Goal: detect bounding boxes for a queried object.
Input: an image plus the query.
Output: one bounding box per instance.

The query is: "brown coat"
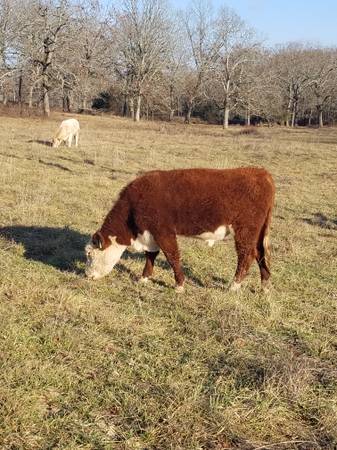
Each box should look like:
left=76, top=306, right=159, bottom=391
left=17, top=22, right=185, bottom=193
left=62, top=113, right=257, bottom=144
left=92, top=167, right=275, bottom=291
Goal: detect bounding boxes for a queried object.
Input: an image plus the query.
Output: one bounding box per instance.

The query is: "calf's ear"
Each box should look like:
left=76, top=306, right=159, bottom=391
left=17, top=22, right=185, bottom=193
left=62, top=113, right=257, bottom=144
left=92, top=231, right=104, bottom=249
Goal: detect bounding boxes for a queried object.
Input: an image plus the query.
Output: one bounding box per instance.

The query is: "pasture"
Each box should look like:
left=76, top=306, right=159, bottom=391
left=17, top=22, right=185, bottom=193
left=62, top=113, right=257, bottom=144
left=0, top=113, right=336, bottom=449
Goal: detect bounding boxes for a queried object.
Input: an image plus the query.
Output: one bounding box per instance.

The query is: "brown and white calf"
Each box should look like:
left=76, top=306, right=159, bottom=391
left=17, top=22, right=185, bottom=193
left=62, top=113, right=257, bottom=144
left=85, top=168, right=275, bottom=292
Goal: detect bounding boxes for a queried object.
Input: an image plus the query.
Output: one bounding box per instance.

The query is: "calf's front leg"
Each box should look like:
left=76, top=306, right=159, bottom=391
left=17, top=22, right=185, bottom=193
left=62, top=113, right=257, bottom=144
left=67, top=134, right=73, bottom=147
left=140, top=250, right=159, bottom=283
left=155, top=234, right=185, bottom=292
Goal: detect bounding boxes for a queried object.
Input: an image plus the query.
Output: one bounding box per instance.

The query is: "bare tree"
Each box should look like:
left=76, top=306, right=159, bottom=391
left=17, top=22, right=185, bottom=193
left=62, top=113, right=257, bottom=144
left=66, top=0, right=111, bottom=111
left=113, top=0, right=170, bottom=121
left=180, top=0, right=224, bottom=123
left=271, top=44, right=315, bottom=127
left=21, top=0, right=70, bottom=116
left=158, top=17, right=186, bottom=120
left=249, top=51, right=284, bottom=125
left=210, top=7, right=259, bottom=129
left=307, top=48, right=337, bottom=127
left=0, top=0, right=23, bottom=104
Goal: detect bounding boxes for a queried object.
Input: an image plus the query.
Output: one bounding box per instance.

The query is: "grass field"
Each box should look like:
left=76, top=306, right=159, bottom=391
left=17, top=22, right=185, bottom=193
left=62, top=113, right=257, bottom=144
left=0, top=112, right=336, bottom=450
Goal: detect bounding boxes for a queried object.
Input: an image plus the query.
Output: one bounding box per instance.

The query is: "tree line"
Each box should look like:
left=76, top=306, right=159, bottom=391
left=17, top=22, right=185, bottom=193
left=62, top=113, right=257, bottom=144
left=1, top=0, right=337, bottom=127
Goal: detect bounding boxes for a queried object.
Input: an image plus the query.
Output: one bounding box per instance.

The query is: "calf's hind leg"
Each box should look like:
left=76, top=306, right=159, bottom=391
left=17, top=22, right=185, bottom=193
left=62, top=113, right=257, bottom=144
left=140, top=251, right=159, bottom=283
left=230, top=232, right=257, bottom=291
left=256, top=243, right=271, bottom=291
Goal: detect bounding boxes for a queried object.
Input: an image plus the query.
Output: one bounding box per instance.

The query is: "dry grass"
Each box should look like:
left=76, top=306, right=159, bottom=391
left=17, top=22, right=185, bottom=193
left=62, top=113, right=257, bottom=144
left=235, top=126, right=262, bottom=137
left=0, top=113, right=336, bottom=450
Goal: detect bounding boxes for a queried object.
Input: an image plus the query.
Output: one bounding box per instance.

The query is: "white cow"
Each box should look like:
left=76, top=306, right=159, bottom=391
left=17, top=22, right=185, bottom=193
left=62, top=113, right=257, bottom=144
left=52, top=118, right=80, bottom=148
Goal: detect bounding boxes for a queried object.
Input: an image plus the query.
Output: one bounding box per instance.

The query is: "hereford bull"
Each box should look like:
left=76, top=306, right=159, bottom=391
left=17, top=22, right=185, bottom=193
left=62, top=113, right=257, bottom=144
left=85, top=167, right=275, bottom=292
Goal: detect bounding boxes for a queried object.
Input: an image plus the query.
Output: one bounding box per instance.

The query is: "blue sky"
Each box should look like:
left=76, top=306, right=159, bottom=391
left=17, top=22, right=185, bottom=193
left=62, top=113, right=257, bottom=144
left=170, top=0, right=337, bottom=47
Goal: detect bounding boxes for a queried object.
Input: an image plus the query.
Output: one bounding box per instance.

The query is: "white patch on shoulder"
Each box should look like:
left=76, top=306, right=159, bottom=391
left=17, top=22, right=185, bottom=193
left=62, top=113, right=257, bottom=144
left=198, top=225, right=233, bottom=247
left=131, top=231, right=159, bottom=252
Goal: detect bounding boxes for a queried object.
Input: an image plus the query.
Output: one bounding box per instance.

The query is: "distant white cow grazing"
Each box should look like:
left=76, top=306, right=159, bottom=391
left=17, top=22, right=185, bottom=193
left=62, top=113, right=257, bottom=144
left=52, top=119, right=80, bottom=148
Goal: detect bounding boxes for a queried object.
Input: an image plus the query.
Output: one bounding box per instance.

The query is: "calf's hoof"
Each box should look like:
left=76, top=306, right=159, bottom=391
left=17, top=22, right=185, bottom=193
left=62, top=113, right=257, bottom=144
left=139, top=277, right=149, bottom=284
left=228, top=281, right=241, bottom=292
left=261, top=280, right=272, bottom=293
left=175, top=285, right=185, bottom=294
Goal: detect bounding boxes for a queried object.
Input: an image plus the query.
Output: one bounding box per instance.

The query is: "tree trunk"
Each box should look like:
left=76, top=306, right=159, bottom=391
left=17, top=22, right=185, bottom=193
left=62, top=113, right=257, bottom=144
left=43, top=84, right=50, bottom=117
left=63, top=94, right=71, bottom=112
left=185, top=103, right=192, bottom=123
left=223, top=100, right=229, bottom=129
left=122, top=96, right=127, bottom=116
left=245, top=107, right=250, bottom=126
left=135, top=94, right=141, bottom=122
left=308, top=109, right=313, bottom=126
left=285, top=98, right=292, bottom=127
left=18, top=72, right=23, bottom=105
left=3, top=91, right=7, bottom=105
left=129, top=97, right=135, bottom=120
left=291, top=101, right=297, bottom=127
left=291, top=111, right=295, bottom=127
left=169, top=85, right=174, bottom=121
left=28, top=84, right=34, bottom=108
left=318, top=107, right=323, bottom=128
left=82, top=97, right=87, bottom=110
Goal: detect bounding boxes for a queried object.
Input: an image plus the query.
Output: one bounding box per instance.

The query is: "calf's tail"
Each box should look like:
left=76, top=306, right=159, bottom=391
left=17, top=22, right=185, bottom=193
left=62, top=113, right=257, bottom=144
left=262, top=206, right=272, bottom=273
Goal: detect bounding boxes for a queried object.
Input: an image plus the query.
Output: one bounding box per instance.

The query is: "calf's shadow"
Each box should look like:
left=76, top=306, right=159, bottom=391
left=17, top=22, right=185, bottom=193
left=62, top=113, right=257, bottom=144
left=0, top=226, right=205, bottom=286
left=27, top=139, right=52, bottom=147
left=0, top=226, right=89, bottom=273
left=302, top=212, right=337, bottom=230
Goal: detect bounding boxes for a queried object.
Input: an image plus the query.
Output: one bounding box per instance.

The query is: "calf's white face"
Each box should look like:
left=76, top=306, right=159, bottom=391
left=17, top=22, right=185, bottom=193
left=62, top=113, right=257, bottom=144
left=52, top=138, right=60, bottom=148
left=85, top=236, right=126, bottom=280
